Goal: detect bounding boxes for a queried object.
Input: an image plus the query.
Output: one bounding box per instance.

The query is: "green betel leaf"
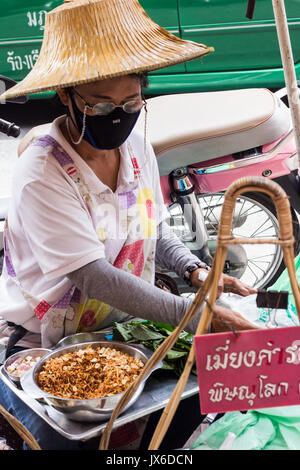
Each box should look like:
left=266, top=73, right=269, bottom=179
left=112, top=320, right=196, bottom=376
left=112, top=322, right=134, bottom=342
left=178, top=331, right=193, bottom=343
left=130, top=323, right=166, bottom=341
left=161, top=361, right=175, bottom=370
left=166, top=349, right=188, bottom=360
left=147, top=321, right=174, bottom=332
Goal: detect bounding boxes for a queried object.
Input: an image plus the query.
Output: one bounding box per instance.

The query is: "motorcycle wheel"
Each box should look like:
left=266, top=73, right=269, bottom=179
left=164, top=191, right=300, bottom=293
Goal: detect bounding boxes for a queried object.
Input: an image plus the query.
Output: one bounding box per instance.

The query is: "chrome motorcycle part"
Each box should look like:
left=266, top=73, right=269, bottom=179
left=176, top=192, right=211, bottom=263
left=170, top=167, right=194, bottom=196
left=170, top=168, right=211, bottom=264
left=207, top=240, right=248, bottom=279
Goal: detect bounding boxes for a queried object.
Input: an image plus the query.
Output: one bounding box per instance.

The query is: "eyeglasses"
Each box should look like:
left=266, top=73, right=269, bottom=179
left=72, top=89, right=145, bottom=116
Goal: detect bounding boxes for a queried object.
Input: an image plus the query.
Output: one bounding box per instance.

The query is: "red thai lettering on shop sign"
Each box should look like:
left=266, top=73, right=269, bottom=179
left=194, top=326, right=300, bottom=414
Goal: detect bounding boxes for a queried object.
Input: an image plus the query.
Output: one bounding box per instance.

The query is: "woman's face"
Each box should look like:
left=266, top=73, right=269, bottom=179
left=65, top=75, right=143, bottom=117
left=58, top=74, right=144, bottom=150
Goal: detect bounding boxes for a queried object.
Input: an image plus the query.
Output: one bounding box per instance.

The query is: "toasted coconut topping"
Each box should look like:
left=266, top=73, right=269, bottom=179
left=38, top=346, right=144, bottom=399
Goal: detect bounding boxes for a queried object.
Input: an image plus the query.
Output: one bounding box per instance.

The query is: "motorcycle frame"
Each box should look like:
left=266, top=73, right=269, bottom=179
left=163, top=123, right=300, bottom=267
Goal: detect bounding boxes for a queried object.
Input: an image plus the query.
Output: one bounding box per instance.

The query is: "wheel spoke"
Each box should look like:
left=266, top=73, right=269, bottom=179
left=247, top=254, right=277, bottom=262
left=245, top=261, right=260, bottom=284
left=248, top=218, right=276, bottom=238
left=235, top=198, right=247, bottom=222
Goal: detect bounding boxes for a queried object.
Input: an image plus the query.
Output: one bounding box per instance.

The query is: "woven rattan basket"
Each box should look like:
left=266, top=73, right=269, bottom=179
left=1, top=176, right=300, bottom=450
left=99, top=176, right=300, bottom=450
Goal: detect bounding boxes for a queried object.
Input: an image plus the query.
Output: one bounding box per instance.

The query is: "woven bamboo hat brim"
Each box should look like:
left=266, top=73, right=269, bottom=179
left=0, top=0, right=214, bottom=100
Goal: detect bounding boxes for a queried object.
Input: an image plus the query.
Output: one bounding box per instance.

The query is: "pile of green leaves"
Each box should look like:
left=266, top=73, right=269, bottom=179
left=112, top=320, right=196, bottom=377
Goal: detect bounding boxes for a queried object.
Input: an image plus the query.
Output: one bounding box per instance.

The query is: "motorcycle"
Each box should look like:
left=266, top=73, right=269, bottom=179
left=135, top=86, right=300, bottom=293
left=0, top=76, right=300, bottom=292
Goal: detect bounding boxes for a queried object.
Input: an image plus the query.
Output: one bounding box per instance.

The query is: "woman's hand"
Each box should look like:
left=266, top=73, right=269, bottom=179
left=189, top=269, right=259, bottom=333
left=211, top=305, right=260, bottom=332
left=222, top=274, right=257, bottom=296
left=190, top=268, right=224, bottom=298
left=190, top=269, right=257, bottom=298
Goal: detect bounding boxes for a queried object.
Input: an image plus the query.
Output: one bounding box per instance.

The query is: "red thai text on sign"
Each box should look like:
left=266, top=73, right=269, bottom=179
left=194, top=326, right=300, bottom=413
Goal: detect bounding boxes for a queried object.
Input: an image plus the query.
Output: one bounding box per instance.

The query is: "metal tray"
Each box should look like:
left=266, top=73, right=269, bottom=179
left=21, top=341, right=163, bottom=422
left=0, top=364, right=199, bottom=441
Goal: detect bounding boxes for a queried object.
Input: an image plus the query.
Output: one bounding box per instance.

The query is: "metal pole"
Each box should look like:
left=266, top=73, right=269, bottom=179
left=272, top=0, right=300, bottom=168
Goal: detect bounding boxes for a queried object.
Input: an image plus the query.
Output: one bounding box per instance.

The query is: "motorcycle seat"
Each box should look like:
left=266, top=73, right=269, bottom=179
left=135, top=88, right=291, bottom=176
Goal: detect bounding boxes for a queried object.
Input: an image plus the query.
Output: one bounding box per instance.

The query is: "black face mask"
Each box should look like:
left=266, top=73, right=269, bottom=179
left=68, top=93, right=141, bottom=150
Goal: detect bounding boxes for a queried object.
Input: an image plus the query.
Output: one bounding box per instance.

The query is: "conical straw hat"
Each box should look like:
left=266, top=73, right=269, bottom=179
left=0, top=0, right=214, bottom=100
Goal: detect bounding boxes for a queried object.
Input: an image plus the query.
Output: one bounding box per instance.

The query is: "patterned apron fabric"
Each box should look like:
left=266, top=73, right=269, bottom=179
left=3, top=135, right=157, bottom=348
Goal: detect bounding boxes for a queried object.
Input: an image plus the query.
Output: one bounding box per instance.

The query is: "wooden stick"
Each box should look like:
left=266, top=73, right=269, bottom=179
left=99, top=177, right=300, bottom=450
left=98, top=281, right=210, bottom=449
left=272, top=0, right=300, bottom=167
left=148, top=177, right=300, bottom=450
left=148, top=251, right=227, bottom=449
left=0, top=404, right=41, bottom=450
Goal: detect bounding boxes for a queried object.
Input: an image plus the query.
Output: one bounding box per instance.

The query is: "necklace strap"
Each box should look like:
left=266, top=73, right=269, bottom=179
left=66, top=107, right=87, bottom=145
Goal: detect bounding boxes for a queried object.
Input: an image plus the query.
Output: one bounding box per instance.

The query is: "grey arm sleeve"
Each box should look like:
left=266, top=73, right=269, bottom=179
left=67, top=258, right=203, bottom=334
left=155, top=220, right=203, bottom=279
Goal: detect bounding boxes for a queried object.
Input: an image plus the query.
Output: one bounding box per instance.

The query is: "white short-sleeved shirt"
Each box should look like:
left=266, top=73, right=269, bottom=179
left=0, top=116, right=167, bottom=347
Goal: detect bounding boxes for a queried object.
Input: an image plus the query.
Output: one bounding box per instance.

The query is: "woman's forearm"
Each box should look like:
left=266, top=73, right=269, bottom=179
left=155, top=220, right=204, bottom=279
left=67, top=258, right=203, bottom=333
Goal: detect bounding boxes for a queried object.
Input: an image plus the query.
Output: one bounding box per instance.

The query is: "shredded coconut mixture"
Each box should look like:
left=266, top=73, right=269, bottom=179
left=37, top=346, right=144, bottom=399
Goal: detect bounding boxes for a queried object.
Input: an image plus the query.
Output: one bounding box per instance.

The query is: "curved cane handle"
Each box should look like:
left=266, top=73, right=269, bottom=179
left=219, top=177, right=294, bottom=244
left=101, top=177, right=300, bottom=451
left=206, top=176, right=300, bottom=322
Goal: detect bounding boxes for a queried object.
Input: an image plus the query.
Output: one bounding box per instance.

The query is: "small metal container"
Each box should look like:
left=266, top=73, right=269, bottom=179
left=3, top=348, right=51, bottom=386
left=21, top=340, right=161, bottom=422
left=54, top=331, right=113, bottom=349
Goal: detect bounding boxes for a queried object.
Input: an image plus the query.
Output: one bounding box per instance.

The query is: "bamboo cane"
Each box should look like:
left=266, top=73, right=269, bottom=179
left=99, top=177, right=300, bottom=450
left=272, top=0, right=300, bottom=167
left=147, top=261, right=225, bottom=449
left=98, top=277, right=211, bottom=449
left=146, top=176, right=300, bottom=450
left=74, top=0, right=300, bottom=450
left=0, top=404, right=41, bottom=450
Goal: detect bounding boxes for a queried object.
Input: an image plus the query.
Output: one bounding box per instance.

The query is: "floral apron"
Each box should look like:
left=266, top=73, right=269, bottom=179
left=3, top=135, right=157, bottom=348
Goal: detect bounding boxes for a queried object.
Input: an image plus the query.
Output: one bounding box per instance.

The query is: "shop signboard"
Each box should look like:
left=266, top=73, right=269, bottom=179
left=194, top=326, right=300, bottom=413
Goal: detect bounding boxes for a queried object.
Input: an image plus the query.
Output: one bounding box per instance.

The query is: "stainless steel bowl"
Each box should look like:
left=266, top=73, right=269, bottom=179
left=21, top=340, right=162, bottom=422
left=54, top=331, right=113, bottom=349
left=3, top=348, right=51, bottom=386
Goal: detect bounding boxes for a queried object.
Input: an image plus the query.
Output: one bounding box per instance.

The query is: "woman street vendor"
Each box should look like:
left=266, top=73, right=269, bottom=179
left=0, top=0, right=258, bottom=450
